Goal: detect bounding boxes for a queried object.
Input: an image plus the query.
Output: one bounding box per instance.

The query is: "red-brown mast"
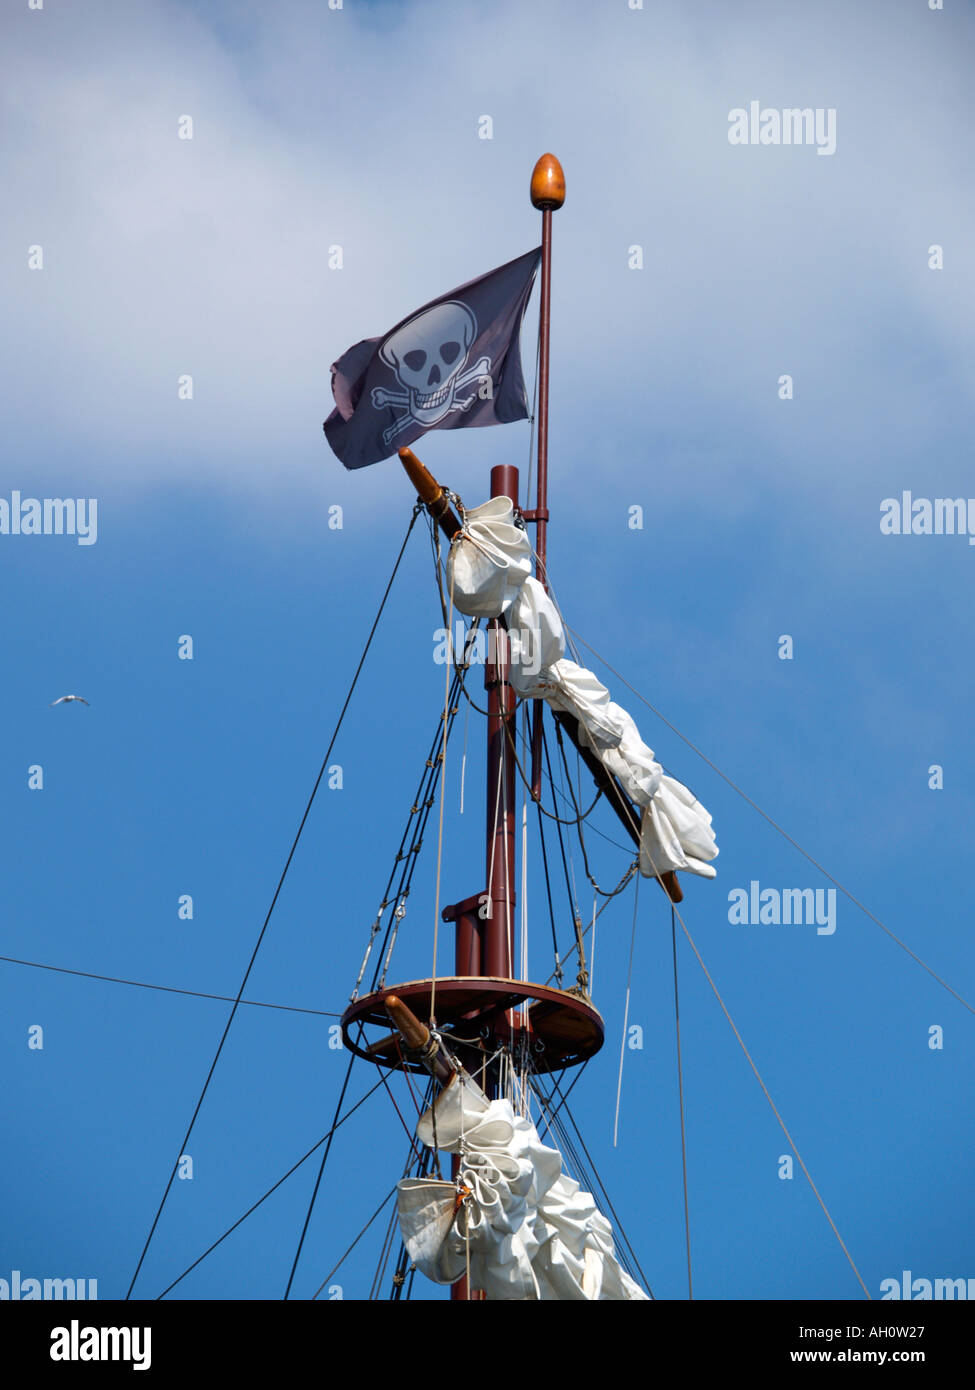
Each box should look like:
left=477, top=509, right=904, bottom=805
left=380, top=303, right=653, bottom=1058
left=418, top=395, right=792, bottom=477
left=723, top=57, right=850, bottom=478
left=484, top=462, right=520, bottom=983
left=451, top=461, right=519, bottom=1302
left=343, top=159, right=610, bottom=1303
left=528, top=154, right=565, bottom=799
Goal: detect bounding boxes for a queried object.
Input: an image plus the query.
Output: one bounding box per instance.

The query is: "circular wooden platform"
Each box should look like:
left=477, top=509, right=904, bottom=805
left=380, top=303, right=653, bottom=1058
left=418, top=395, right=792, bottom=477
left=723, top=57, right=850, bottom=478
left=341, top=976, right=604, bottom=1075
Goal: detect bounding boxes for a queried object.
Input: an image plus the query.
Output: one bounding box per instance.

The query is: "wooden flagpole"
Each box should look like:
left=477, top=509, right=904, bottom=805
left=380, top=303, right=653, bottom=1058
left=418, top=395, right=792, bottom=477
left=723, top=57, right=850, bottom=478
left=528, top=153, right=565, bottom=799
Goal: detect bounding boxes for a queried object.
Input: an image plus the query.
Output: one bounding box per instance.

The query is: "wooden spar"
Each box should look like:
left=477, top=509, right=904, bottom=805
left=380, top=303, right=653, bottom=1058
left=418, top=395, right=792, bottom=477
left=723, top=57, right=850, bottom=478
left=383, top=995, right=456, bottom=1084
left=529, top=154, right=564, bottom=801
left=399, top=447, right=462, bottom=539
left=552, top=710, right=683, bottom=904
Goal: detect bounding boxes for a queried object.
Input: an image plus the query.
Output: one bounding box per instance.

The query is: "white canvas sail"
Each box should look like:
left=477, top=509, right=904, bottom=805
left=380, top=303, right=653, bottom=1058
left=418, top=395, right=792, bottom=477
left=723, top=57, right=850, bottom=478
left=445, top=496, right=534, bottom=618
left=447, top=497, right=718, bottom=879
left=396, top=1072, right=649, bottom=1300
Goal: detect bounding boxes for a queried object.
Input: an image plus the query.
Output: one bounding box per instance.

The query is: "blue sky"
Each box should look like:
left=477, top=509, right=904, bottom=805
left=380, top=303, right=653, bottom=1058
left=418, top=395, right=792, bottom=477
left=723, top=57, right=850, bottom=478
left=2, top=0, right=974, bottom=1302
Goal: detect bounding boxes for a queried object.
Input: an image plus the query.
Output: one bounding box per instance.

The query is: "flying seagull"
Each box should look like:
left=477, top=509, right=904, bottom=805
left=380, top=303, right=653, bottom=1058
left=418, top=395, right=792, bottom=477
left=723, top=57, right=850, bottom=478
left=49, top=695, right=90, bottom=707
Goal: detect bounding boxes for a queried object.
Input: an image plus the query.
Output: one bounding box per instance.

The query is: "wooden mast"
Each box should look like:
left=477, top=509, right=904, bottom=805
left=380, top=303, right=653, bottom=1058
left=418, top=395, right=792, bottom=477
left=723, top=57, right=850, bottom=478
left=527, top=154, right=565, bottom=800
left=342, top=158, right=612, bottom=1300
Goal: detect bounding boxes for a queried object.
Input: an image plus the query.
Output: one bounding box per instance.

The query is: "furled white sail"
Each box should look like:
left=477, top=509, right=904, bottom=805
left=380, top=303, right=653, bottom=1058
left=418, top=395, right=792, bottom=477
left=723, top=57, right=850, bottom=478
left=446, top=497, right=718, bottom=879
left=396, top=1072, right=649, bottom=1300
left=446, top=496, right=533, bottom=618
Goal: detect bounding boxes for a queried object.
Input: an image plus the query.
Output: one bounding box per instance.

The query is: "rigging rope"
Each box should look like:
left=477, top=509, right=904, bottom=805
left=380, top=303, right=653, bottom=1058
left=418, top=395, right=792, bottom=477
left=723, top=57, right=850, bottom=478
left=284, top=1012, right=435, bottom=1300
left=460, top=672, right=470, bottom=814
left=525, top=317, right=541, bottom=505
left=388, top=1147, right=434, bottom=1301
left=529, top=1068, right=654, bottom=1298
left=671, top=904, right=693, bottom=1300
left=309, top=1188, right=397, bottom=1302
left=672, top=897, right=871, bottom=1298
left=545, top=861, right=639, bottom=989
left=370, top=1203, right=402, bottom=1301
left=613, top=877, right=639, bottom=1147
left=501, top=637, right=515, bottom=992
left=520, top=706, right=531, bottom=1026
left=503, top=710, right=603, bottom=826
left=536, top=799, right=564, bottom=986
left=533, top=1059, right=589, bottom=1145
left=567, top=624, right=975, bottom=1019
left=599, top=749, right=875, bottom=1302
left=363, top=663, right=469, bottom=996
left=377, top=1053, right=426, bottom=1163
left=542, top=727, right=580, bottom=941
left=155, top=1069, right=387, bottom=1299
left=393, top=1036, right=441, bottom=1177
left=589, top=895, right=598, bottom=992
left=551, top=713, right=644, bottom=898
left=483, top=654, right=507, bottom=972
left=428, top=514, right=503, bottom=720
left=356, top=632, right=478, bottom=1000
left=125, top=506, right=422, bottom=1302
left=0, top=954, right=343, bottom=1019
left=283, top=1047, right=362, bottom=1299
left=371, top=1120, right=435, bottom=1300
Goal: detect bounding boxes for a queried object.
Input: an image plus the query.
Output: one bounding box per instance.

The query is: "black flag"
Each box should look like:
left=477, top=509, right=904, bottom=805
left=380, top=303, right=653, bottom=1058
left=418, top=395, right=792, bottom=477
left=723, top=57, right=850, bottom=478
left=323, top=247, right=541, bottom=470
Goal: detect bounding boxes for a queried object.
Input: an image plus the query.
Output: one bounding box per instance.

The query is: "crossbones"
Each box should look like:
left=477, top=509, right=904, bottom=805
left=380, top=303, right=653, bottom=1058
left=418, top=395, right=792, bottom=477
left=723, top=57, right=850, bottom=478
left=368, top=300, right=493, bottom=446
left=373, top=357, right=491, bottom=444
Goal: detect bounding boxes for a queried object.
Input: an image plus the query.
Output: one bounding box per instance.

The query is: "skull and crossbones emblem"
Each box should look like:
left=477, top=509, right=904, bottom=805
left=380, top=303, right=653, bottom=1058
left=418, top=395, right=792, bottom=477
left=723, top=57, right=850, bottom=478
left=371, top=302, right=491, bottom=445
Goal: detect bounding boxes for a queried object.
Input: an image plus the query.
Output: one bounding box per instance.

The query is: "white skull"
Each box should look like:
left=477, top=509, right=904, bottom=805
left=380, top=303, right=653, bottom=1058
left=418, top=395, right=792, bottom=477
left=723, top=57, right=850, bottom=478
left=380, top=301, right=477, bottom=426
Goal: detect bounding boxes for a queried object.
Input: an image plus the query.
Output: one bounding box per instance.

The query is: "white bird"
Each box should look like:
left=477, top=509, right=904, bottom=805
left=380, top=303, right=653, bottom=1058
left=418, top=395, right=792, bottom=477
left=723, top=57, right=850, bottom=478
left=49, top=695, right=90, bottom=707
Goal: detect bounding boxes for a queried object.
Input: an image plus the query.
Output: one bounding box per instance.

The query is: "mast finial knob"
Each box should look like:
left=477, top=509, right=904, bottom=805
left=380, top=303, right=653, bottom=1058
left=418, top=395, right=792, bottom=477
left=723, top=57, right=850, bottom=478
left=530, top=153, right=565, bottom=210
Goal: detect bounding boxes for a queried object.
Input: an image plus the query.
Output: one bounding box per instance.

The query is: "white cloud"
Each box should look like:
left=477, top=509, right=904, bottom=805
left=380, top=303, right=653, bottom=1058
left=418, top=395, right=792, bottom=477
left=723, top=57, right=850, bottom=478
left=1, top=0, right=972, bottom=525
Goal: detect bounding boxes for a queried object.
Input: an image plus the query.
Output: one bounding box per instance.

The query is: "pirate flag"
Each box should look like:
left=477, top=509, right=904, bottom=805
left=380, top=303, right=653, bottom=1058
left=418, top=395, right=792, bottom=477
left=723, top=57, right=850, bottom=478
left=323, top=247, right=541, bottom=470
